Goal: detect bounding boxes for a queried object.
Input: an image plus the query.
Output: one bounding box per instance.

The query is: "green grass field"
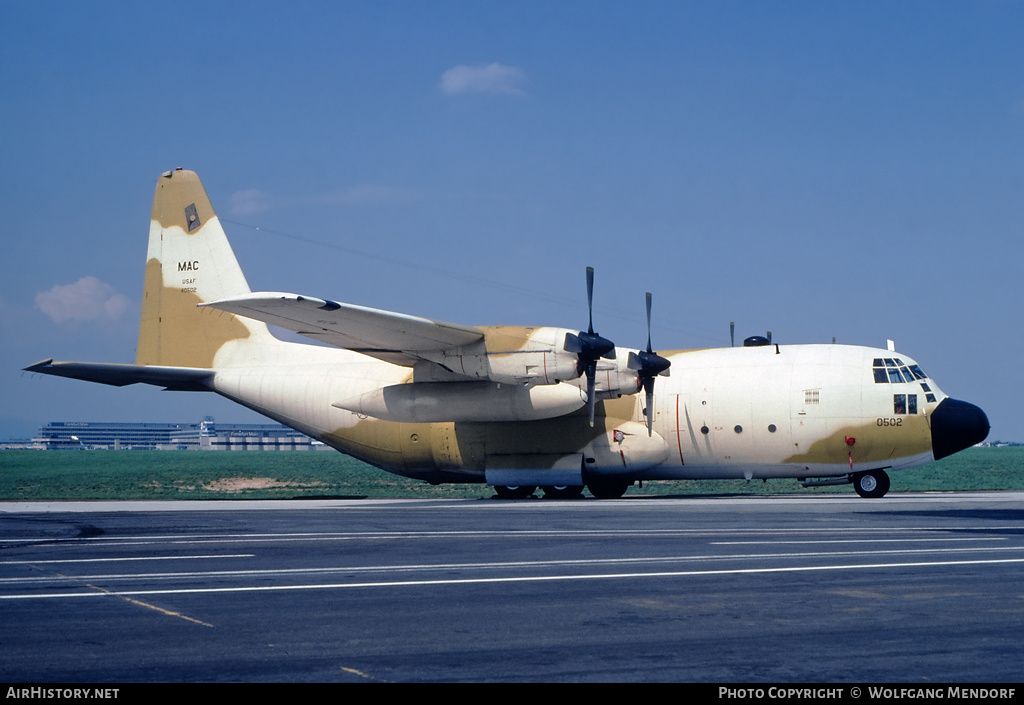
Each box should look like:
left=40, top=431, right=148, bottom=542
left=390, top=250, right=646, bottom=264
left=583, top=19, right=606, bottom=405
left=1, top=446, right=1020, bottom=500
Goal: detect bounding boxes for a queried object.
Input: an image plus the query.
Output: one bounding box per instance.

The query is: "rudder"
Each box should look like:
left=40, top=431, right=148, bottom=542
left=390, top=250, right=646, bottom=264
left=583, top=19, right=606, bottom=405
left=137, top=169, right=275, bottom=368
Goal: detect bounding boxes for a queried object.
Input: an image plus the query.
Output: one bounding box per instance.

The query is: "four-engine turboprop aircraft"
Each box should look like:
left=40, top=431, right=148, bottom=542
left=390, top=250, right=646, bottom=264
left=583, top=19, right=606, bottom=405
left=25, top=169, right=990, bottom=499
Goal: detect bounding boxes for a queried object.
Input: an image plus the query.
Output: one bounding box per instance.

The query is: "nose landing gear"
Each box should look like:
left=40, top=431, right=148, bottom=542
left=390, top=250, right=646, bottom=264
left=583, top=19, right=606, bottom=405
left=852, top=469, right=890, bottom=498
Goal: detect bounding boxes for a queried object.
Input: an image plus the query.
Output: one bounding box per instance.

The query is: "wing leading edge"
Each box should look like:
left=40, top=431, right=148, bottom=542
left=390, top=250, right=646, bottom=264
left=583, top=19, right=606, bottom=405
left=200, top=293, right=484, bottom=367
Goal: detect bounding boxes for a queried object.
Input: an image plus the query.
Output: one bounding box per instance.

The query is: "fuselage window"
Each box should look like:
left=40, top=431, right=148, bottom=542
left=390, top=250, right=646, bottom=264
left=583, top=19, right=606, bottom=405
left=894, top=394, right=907, bottom=414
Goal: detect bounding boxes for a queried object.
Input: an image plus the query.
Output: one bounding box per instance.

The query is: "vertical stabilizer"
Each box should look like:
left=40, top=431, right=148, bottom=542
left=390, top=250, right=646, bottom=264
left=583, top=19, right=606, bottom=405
left=137, top=169, right=275, bottom=368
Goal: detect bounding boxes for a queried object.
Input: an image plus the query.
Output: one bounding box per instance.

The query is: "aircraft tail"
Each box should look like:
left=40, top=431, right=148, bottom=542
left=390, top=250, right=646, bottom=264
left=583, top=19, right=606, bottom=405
left=137, top=169, right=277, bottom=368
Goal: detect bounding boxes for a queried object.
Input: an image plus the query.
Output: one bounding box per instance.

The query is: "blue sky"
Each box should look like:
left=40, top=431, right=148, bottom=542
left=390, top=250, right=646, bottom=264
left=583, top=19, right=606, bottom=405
left=2, top=1, right=1021, bottom=442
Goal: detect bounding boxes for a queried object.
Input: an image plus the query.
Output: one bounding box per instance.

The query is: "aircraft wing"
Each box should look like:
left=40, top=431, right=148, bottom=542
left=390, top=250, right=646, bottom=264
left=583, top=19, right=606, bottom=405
left=200, top=293, right=485, bottom=366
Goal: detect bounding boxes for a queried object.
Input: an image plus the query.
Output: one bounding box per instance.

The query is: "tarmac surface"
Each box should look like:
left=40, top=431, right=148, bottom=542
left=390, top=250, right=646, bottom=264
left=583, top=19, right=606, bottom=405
left=2, top=492, right=1023, bottom=683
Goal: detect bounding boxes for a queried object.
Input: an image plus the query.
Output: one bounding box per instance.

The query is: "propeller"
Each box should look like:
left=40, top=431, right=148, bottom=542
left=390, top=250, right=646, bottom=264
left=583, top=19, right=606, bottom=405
left=563, top=267, right=616, bottom=426
left=628, top=292, right=672, bottom=436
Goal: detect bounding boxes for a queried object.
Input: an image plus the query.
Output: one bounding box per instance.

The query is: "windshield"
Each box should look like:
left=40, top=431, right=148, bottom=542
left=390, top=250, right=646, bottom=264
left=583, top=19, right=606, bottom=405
left=872, top=358, right=927, bottom=384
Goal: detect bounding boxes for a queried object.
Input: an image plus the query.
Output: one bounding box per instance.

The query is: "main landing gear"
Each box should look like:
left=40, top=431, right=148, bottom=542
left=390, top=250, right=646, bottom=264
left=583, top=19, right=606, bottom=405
left=852, top=469, right=891, bottom=498
left=493, top=481, right=632, bottom=500
left=493, top=485, right=537, bottom=500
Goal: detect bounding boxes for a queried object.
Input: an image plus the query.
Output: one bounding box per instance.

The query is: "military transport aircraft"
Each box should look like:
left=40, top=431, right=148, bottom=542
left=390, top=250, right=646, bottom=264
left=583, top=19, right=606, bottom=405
left=25, top=169, right=990, bottom=499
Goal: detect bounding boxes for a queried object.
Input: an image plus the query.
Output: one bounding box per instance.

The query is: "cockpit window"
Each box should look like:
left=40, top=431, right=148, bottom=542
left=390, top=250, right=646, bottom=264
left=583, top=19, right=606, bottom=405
left=873, top=358, right=928, bottom=384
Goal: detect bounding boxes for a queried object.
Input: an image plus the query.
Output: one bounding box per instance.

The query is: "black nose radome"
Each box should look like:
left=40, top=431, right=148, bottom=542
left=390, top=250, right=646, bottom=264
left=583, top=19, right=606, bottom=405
left=931, top=398, right=990, bottom=460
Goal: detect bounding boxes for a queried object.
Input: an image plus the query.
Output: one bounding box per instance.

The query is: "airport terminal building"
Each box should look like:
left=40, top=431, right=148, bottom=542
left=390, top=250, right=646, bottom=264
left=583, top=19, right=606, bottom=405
left=33, top=418, right=322, bottom=451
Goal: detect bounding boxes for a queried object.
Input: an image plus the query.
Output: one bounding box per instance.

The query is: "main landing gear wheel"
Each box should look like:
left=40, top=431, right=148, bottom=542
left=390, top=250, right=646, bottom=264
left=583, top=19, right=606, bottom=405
left=852, top=469, right=890, bottom=498
left=494, top=485, right=536, bottom=499
left=586, top=481, right=631, bottom=499
left=542, top=485, right=585, bottom=500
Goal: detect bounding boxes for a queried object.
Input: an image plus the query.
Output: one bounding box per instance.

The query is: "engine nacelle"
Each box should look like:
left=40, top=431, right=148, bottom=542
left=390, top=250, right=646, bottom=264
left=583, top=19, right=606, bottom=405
left=421, top=326, right=583, bottom=386
left=567, top=352, right=643, bottom=400
left=415, top=326, right=643, bottom=402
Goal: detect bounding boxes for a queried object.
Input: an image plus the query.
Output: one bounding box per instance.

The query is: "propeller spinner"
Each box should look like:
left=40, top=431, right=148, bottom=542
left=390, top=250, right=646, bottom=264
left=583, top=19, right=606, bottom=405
left=564, top=267, right=616, bottom=426
left=627, top=292, right=671, bottom=436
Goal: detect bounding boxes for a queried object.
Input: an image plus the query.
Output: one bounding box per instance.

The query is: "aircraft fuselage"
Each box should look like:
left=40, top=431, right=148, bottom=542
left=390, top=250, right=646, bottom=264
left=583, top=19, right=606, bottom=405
left=26, top=169, right=989, bottom=499
left=208, top=338, right=987, bottom=491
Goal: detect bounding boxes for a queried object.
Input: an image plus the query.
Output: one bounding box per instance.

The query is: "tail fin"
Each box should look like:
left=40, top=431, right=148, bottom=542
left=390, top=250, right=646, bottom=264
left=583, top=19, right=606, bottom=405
left=137, top=169, right=276, bottom=368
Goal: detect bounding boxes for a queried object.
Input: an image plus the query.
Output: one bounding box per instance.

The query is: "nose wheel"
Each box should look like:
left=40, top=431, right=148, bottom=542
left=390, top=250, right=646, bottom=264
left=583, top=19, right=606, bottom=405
left=852, top=469, right=890, bottom=498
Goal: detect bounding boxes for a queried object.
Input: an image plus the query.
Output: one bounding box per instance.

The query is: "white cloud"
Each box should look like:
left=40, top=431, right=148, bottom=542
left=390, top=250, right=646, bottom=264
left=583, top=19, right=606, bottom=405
left=439, top=63, right=528, bottom=96
left=35, top=277, right=131, bottom=324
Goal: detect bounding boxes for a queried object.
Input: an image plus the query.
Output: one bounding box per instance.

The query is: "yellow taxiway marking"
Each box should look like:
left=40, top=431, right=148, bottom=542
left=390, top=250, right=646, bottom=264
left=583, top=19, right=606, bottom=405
left=30, top=567, right=214, bottom=628
left=78, top=579, right=214, bottom=628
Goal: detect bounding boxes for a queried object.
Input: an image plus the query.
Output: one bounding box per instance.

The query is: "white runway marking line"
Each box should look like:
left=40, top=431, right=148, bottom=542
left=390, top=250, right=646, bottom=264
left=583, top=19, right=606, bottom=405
left=712, top=537, right=1006, bottom=545
left=6, top=525, right=1017, bottom=546
left=4, top=557, right=1024, bottom=600
left=4, top=544, right=1024, bottom=586
left=0, top=554, right=254, bottom=565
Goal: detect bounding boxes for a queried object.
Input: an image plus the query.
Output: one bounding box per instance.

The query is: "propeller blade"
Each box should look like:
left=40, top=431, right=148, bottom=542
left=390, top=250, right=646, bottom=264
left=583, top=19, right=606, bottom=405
left=563, top=332, right=583, bottom=354
left=631, top=292, right=671, bottom=436
left=586, top=266, right=595, bottom=335
left=586, top=363, right=597, bottom=427
left=643, top=377, right=655, bottom=436
left=645, top=292, right=653, bottom=353
left=565, top=267, right=617, bottom=426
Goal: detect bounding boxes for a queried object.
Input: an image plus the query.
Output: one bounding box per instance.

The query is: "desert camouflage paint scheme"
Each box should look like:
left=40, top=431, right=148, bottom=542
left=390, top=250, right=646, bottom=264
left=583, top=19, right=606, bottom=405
left=25, top=170, right=989, bottom=498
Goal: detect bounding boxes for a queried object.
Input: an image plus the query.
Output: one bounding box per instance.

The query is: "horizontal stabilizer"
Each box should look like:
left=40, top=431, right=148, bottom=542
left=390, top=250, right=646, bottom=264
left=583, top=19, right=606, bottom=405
left=201, top=292, right=484, bottom=365
left=23, top=359, right=214, bottom=391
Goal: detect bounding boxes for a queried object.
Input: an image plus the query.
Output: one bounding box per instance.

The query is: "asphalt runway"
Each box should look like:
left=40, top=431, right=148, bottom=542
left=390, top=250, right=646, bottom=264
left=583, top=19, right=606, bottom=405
left=2, top=492, right=1023, bottom=683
